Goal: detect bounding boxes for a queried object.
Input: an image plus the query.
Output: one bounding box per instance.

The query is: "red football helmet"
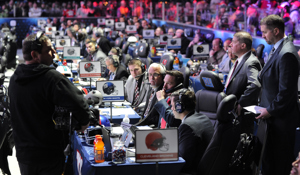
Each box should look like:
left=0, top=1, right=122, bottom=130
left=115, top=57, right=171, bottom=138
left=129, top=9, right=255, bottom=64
left=145, top=132, right=169, bottom=151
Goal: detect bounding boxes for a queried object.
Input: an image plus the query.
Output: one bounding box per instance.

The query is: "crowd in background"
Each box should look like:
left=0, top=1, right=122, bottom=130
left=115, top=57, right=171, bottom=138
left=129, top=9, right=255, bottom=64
left=1, top=0, right=300, bottom=38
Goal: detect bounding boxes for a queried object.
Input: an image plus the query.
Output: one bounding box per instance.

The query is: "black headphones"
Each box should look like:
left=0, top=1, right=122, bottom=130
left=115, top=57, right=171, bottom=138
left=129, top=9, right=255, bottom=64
left=109, top=55, right=119, bottom=67
left=127, top=58, right=146, bottom=75
left=216, top=38, right=223, bottom=48
left=175, top=88, right=188, bottom=113
left=31, top=31, right=45, bottom=53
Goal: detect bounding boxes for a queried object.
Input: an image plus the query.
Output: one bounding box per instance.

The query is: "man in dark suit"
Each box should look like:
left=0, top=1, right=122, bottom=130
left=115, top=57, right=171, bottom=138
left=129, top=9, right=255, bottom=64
left=170, top=89, right=214, bottom=174
left=135, top=63, right=165, bottom=127
left=104, top=55, right=128, bottom=81
left=256, top=14, right=300, bottom=175
left=173, top=29, right=190, bottom=54
left=225, top=31, right=262, bottom=134
left=93, top=27, right=112, bottom=55
left=207, top=38, right=226, bottom=66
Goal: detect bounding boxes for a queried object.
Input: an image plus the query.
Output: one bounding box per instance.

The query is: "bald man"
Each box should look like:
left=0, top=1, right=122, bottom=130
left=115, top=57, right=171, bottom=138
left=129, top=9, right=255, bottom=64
left=173, top=29, right=190, bottom=54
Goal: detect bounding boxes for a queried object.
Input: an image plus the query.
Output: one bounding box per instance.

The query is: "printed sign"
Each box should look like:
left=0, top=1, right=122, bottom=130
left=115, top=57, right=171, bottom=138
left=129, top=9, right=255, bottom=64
left=115, top=22, right=125, bottom=30
left=37, top=19, right=46, bottom=28
left=143, top=29, right=154, bottom=39
left=126, top=25, right=137, bottom=34
left=159, top=34, right=172, bottom=45
left=96, top=80, right=125, bottom=102
left=79, top=61, right=102, bottom=78
left=202, top=77, right=214, bottom=88
left=167, top=38, right=181, bottom=49
left=52, top=31, right=64, bottom=38
left=63, top=46, right=80, bottom=59
left=193, top=44, right=209, bottom=57
left=135, top=128, right=178, bottom=162
left=105, top=19, right=114, bottom=27
left=56, top=39, right=71, bottom=51
left=98, top=18, right=106, bottom=25
left=45, top=26, right=56, bottom=35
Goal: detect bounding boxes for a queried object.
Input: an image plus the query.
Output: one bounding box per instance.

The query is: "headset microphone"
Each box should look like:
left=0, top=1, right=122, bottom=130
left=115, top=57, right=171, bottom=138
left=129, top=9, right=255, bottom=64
left=134, top=71, right=145, bottom=79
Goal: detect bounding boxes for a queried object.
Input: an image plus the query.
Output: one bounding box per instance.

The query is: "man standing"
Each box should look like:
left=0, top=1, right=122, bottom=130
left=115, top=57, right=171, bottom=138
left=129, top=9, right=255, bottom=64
left=155, top=70, right=184, bottom=129
left=170, top=89, right=214, bottom=174
left=125, top=59, right=150, bottom=110
left=257, top=14, right=300, bottom=175
left=207, top=38, right=226, bottom=65
left=225, top=31, right=261, bottom=134
left=9, top=33, right=90, bottom=174
left=135, top=63, right=165, bottom=127
left=93, top=27, right=112, bottom=55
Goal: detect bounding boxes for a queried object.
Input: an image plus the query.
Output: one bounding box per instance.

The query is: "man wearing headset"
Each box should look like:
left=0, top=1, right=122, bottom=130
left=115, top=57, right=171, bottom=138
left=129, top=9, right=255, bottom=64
left=8, top=33, right=90, bottom=174
left=84, top=38, right=107, bottom=77
left=207, top=38, right=226, bottom=65
left=104, top=55, right=128, bottom=81
left=155, top=70, right=184, bottom=128
left=125, top=59, right=150, bottom=112
left=93, top=27, right=111, bottom=55
left=170, top=89, right=214, bottom=174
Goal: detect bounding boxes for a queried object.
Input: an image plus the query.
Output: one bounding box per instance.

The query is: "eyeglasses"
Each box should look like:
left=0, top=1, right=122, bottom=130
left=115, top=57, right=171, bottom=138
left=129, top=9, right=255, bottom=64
left=148, top=73, right=161, bottom=78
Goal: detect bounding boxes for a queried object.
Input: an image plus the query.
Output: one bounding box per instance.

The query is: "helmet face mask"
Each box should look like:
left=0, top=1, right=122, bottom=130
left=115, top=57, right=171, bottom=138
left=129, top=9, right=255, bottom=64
left=145, top=132, right=169, bottom=152
left=84, top=63, right=94, bottom=72
left=102, top=82, right=118, bottom=95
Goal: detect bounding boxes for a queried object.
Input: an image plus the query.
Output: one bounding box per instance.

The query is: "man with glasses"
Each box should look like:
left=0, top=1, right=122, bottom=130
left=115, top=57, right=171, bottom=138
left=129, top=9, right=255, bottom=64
left=135, top=63, right=165, bottom=127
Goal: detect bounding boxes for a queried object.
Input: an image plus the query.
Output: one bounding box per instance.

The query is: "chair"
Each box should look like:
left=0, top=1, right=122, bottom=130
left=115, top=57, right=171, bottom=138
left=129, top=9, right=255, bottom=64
left=121, top=41, right=132, bottom=67
left=197, top=94, right=241, bottom=175
left=179, top=66, right=190, bottom=88
left=137, top=42, right=153, bottom=69
left=256, top=44, right=265, bottom=67
left=195, top=71, right=226, bottom=127
left=114, top=37, right=124, bottom=48
left=160, top=54, right=174, bottom=70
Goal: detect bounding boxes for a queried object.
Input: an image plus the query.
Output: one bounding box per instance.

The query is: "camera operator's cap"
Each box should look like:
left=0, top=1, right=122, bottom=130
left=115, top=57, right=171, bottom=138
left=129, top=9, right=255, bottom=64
left=291, top=1, right=300, bottom=8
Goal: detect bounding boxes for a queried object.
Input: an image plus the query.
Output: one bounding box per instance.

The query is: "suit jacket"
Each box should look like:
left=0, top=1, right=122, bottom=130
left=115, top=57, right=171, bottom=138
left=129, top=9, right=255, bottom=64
left=135, top=83, right=163, bottom=127
left=98, top=36, right=112, bottom=55
left=105, top=64, right=129, bottom=81
left=258, top=38, right=300, bottom=175
left=207, top=49, right=226, bottom=65
left=226, top=51, right=262, bottom=107
left=179, top=111, right=214, bottom=174
left=125, top=73, right=150, bottom=109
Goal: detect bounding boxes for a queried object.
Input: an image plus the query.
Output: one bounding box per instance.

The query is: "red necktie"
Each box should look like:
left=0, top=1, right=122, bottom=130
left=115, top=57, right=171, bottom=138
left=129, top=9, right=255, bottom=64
left=225, top=60, right=238, bottom=88
left=133, top=81, right=140, bottom=106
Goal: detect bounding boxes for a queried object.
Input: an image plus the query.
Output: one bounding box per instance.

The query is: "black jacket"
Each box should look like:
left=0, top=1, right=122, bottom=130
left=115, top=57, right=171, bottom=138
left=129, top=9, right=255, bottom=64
left=8, top=64, right=90, bottom=164
left=98, top=36, right=112, bottom=55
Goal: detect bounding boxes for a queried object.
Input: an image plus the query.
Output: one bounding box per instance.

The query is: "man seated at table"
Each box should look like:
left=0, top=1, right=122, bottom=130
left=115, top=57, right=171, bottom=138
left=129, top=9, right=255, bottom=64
left=207, top=38, right=226, bottom=66
left=135, top=63, right=165, bottom=127
left=170, top=89, right=214, bottom=174
left=171, top=29, right=190, bottom=54
left=125, top=59, right=150, bottom=112
left=218, top=38, right=232, bottom=73
left=101, top=55, right=129, bottom=81
left=155, top=70, right=184, bottom=128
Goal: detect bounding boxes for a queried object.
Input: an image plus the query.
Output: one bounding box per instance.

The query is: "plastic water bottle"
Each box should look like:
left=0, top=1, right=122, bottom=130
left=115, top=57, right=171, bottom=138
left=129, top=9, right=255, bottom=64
left=58, top=59, right=63, bottom=66
left=201, top=60, right=208, bottom=71
left=122, top=114, right=130, bottom=124
left=63, top=59, right=67, bottom=66
left=214, top=65, right=219, bottom=74
left=177, top=51, right=182, bottom=61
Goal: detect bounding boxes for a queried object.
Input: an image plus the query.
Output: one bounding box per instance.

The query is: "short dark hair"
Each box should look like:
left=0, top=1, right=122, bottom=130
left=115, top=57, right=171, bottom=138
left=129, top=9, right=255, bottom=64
left=234, top=31, right=253, bottom=50
left=171, top=90, right=196, bottom=112
left=22, top=33, right=49, bottom=61
left=165, top=70, right=184, bottom=86
left=85, top=38, right=97, bottom=45
left=260, top=14, right=285, bottom=34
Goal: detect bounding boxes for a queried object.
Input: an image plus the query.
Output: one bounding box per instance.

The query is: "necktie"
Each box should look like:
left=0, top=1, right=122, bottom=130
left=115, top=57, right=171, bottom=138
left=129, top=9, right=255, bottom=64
left=225, top=60, right=238, bottom=88
left=109, top=72, right=115, bottom=80
left=144, top=90, right=155, bottom=118
left=133, top=81, right=140, bottom=106
left=267, top=47, right=275, bottom=63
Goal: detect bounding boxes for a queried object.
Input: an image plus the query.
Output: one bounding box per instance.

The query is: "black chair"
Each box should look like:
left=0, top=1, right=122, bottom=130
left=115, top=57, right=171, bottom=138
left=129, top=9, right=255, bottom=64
left=114, top=37, right=124, bottom=48
left=137, top=42, right=152, bottom=69
left=195, top=71, right=226, bottom=127
left=256, top=44, right=265, bottom=67
left=160, top=54, right=174, bottom=70
left=179, top=66, right=190, bottom=88
left=121, top=41, right=132, bottom=67
left=132, top=45, right=139, bottom=59
left=197, top=94, right=241, bottom=175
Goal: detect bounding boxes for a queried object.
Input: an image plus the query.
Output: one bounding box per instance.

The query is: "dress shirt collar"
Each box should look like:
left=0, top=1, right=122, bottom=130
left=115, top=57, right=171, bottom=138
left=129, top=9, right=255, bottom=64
left=236, top=50, right=251, bottom=67
left=273, top=37, right=285, bottom=52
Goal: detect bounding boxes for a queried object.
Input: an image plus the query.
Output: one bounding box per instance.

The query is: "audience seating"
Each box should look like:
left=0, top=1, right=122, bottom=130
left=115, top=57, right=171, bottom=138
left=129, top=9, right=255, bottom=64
left=179, top=66, right=190, bottom=89
left=256, top=44, right=265, bottom=67
left=137, top=42, right=152, bottom=69
left=160, top=54, right=174, bottom=70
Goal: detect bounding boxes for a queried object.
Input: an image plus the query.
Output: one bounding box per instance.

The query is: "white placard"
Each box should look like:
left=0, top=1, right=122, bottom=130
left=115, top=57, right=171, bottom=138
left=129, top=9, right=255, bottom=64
left=96, top=80, right=125, bottom=102
left=79, top=61, right=102, bottom=78
left=10, top=20, right=16, bottom=27
left=98, top=18, right=106, bottom=25
left=45, top=26, right=56, bottom=35
left=244, top=106, right=265, bottom=114
left=143, top=29, right=154, bottom=39
left=56, top=38, right=71, bottom=50
left=105, top=19, right=114, bottom=26
left=56, top=36, right=69, bottom=39
left=52, top=31, right=64, bottom=38
left=193, top=44, right=209, bottom=56
left=159, top=34, right=172, bottom=45
left=126, top=25, right=137, bottom=34
left=167, top=38, right=181, bottom=49
left=63, top=46, right=80, bottom=59
left=115, top=22, right=125, bottom=30
left=37, top=19, right=46, bottom=28
left=135, top=128, right=178, bottom=162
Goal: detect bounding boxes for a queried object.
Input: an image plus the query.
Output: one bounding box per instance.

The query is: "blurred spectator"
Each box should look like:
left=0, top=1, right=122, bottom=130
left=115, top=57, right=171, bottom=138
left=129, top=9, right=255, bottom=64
left=49, top=2, right=61, bottom=17
left=117, top=0, right=129, bottom=18
left=155, top=27, right=163, bottom=37
left=67, top=19, right=72, bottom=28
left=60, top=22, right=68, bottom=35
left=0, top=4, right=8, bottom=18
left=231, top=6, right=245, bottom=31
left=173, top=29, right=190, bottom=54
left=133, top=1, right=144, bottom=19
left=52, top=17, right=60, bottom=29
left=208, top=38, right=226, bottom=65
left=60, top=16, right=65, bottom=24
left=141, top=20, right=149, bottom=29
left=135, top=21, right=143, bottom=38
left=246, top=5, right=260, bottom=35
left=213, top=3, right=230, bottom=29
left=106, top=3, right=116, bottom=18
left=184, top=2, right=194, bottom=24
left=290, top=1, right=300, bottom=24
left=76, top=1, right=88, bottom=17
left=28, top=2, right=42, bottom=17
left=283, top=14, right=294, bottom=36
left=186, top=34, right=205, bottom=58
left=166, top=2, right=177, bottom=21
left=155, top=2, right=162, bottom=19
left=196, top=1, right=211, bottom=26
left=63, top=3, right=76, bottom=17
left=40, top=3, right=49, bottom=17
left=94, top=1, right=105, bottom=17
left=168, top=28, right=175, bottom=36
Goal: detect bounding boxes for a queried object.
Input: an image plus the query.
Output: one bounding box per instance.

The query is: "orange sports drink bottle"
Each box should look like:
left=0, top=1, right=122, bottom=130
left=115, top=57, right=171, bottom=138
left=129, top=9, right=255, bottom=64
left=94, top=135, right=105, bottom=163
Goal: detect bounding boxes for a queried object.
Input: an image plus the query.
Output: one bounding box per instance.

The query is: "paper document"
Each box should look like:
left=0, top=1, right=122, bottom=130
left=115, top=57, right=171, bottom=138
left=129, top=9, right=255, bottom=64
left=243, top=105, right=265, bottom=114
left=100, top=108, right=136, bottom=116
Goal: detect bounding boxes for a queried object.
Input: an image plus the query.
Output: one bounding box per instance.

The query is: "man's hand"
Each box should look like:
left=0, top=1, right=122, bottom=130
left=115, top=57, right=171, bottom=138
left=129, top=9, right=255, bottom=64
left=76, top=122, right=90, bottom=133
left=256, top=108, right=271, bottom=120
left=209, top=50, right=215, bottom=57
left=156, top=90, right=166, bottom=101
